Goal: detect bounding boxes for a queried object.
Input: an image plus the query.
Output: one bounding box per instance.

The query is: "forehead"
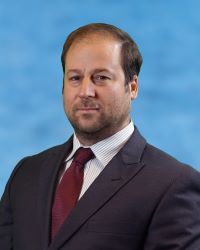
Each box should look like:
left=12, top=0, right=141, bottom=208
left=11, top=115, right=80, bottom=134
left=65, top=35, right=122, bottom=67
left=70, top=32, right=120, bottom=47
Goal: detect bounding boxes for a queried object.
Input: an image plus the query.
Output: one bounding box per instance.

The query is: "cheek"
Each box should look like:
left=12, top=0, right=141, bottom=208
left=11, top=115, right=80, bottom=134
left=63, top=93, right=72, bottom=114
left=105, top=87, right=130, bottom=107
left=63, top=87, right=75, bottom=105
left=113, top=92, right=131, bottom=114
left=101, top=93, right=122, bottom=114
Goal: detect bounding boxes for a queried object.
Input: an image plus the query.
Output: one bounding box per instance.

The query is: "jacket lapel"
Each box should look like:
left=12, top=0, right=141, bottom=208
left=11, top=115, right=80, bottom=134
left=48, top=127, right=147, bottom=250
left=36, top=137, right=73, bottom=250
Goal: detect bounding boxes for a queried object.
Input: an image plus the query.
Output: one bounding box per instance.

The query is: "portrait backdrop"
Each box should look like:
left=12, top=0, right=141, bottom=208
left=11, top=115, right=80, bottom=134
left=0, top=0, right=200, bottom=195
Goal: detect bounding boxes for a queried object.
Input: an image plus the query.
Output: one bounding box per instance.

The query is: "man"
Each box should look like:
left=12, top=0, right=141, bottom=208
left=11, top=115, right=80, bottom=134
left=0, top=23, right=200, bottom=250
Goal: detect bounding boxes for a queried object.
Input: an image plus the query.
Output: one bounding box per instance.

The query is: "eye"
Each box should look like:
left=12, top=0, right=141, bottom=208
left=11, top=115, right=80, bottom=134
left=69, top=75, right=80, bottom=81
left=93, top=75, right=111, bottom=81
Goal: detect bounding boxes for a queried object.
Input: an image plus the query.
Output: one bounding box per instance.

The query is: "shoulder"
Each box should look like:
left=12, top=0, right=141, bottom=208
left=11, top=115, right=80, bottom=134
left=141, top=142, right=200, bottom=186
left=130, top=127, right=199, bottom=176
left=15, top=141, right=68, bottom=168
left=6, top=138, right=73, bottom=189
left=23, top=141, right=68, bottom=162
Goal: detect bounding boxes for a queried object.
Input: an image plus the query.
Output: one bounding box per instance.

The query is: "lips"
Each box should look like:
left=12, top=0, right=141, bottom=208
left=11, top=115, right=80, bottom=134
left=77, top=107, right=99, bottom=110
left=75, top=105, right=100, bottom=115
left=76, top=107, right=99, bottom=113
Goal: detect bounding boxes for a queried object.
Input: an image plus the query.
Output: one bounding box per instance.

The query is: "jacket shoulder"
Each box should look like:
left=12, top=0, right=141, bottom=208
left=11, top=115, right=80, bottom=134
left=143, top=142, right=199, bottom=176
left=5, top=139, right=72, bottom=190
left=26, top=141, right=69, bottom=160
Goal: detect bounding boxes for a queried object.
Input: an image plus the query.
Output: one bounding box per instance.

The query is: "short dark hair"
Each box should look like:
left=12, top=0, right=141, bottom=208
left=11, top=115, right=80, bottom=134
left=61, top=23, right=143, bottom=85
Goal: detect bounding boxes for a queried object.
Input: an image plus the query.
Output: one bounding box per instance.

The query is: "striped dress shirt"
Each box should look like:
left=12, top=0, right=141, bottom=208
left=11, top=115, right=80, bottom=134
left=62, top=121, right=134, bottom=199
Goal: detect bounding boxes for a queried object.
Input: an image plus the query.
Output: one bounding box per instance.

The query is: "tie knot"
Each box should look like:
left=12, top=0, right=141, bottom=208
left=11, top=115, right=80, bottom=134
left=73, top=147, right=94, bottom=166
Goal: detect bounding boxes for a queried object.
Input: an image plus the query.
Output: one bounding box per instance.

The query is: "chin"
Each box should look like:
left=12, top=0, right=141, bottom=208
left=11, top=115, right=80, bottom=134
left=74, top=121, right=105, bottom=134
left=76, top=125, right=101, bottom=134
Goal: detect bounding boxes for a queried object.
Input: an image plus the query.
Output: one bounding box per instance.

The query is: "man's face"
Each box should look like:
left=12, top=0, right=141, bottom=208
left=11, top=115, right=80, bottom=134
left=63, top=35, right=138, bottom=144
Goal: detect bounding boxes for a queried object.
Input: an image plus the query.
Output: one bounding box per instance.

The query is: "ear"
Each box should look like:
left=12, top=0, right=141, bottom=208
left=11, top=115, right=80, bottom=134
left=129, top=75, right=138, bottom=100
left=62, top=77, right=65, bottom=94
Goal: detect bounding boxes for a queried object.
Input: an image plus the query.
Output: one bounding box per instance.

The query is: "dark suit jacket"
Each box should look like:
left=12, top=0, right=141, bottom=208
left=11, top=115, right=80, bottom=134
left=1, top=128, right=200, bottom=250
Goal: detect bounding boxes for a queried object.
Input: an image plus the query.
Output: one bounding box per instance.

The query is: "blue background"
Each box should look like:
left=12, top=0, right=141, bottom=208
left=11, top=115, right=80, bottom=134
left=0, top=0, right=200, bottom=196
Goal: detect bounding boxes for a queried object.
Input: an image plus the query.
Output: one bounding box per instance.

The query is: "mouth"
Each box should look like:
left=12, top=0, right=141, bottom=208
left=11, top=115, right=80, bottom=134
left=74, top=100, right=100, bottom=114
left=77, top=107, right=99, bottom=113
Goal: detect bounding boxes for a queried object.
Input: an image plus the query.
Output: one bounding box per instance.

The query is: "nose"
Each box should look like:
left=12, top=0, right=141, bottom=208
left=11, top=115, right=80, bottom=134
left=79, top=78, right=95, bottom=98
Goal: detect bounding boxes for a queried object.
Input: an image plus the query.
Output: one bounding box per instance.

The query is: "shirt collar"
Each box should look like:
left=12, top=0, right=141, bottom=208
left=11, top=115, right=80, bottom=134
left=66, top=121, right=134, bottom=167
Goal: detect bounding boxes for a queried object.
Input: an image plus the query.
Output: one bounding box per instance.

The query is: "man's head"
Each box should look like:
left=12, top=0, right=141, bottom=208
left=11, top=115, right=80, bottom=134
left=61, top=23, right=142, bottom=87
left=62, top=23, right=143, bottom=145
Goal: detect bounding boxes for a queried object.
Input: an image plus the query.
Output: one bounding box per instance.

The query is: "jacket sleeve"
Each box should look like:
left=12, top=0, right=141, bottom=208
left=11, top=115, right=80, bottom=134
left=0, top=158, right=27, bottom=250
left=143, top=167, right=200, bottom=250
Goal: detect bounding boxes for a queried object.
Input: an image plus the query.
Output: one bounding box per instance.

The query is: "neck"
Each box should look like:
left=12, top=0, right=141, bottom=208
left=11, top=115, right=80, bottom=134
left=75, top=120, right=131, bottom=146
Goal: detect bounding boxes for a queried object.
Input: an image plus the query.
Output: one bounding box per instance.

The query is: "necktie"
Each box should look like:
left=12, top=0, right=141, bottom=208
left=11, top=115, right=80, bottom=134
left=51, top=147, right=94, bottom=240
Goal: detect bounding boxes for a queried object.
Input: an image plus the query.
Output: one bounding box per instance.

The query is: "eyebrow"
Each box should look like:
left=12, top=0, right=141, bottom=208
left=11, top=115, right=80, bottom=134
left=66, top=68, right=113, bottom=75
left=66, top=69, right=82, bottom=75
left=92, top=68, right=113, bottom=74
